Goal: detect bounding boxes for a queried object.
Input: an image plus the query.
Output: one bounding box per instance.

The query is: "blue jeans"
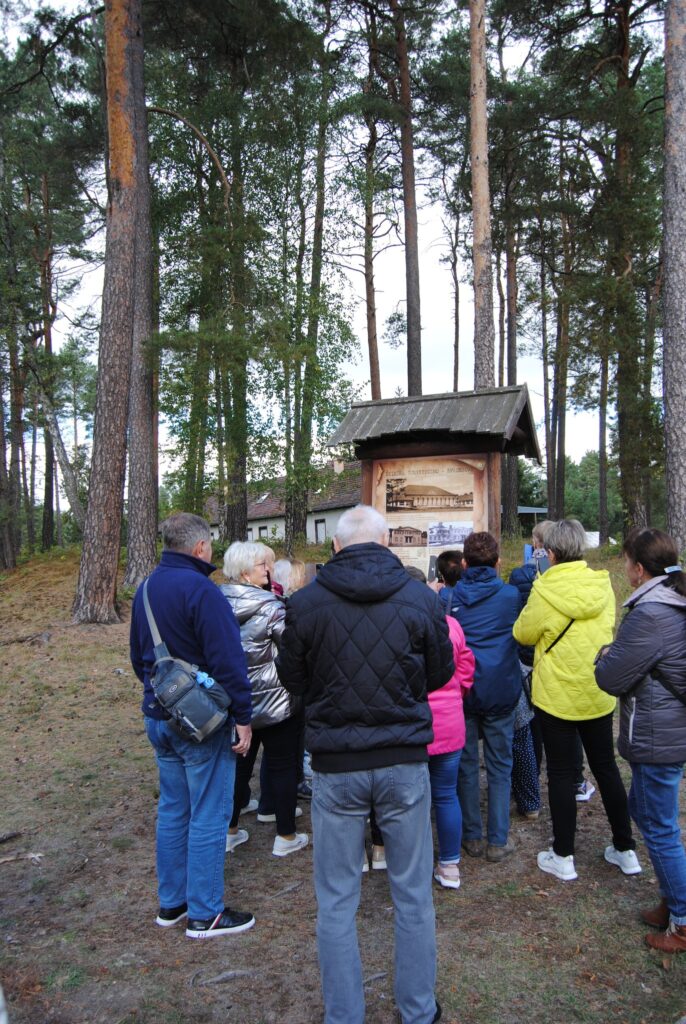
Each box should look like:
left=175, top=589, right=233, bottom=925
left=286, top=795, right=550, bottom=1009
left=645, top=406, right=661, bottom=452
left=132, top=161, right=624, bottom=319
left=629, top=762, right=686, bottom=925
left=458, top=709, right=515, bottom=847
left=312, top=763, right=437, bottom=1024
left=429, top=750, right=462, bottom=863
left=145, top=717, right=235, bottom=920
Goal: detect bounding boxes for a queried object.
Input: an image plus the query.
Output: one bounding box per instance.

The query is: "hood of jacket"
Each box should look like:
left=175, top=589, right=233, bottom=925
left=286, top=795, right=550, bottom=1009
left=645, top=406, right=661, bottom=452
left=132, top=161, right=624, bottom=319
left=219, top=582, right=282, bottom=624
left=453, top=565, right=503, bottom=607
left=315, top=543, right=410, bottom=602
left=625, top=574, right=686, bottom=611
left=533, top=560, right=611, bottom=620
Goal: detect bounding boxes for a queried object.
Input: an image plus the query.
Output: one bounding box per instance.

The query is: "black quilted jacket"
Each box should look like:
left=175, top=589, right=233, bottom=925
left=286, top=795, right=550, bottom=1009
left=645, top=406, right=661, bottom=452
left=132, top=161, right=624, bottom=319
left=276, top=543, right=454, bottom=772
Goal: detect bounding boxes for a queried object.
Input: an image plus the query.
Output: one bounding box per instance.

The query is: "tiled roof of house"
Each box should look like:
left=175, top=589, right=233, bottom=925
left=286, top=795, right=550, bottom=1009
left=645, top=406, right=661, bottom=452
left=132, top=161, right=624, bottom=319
left=205, top=462, right=361, bottom=525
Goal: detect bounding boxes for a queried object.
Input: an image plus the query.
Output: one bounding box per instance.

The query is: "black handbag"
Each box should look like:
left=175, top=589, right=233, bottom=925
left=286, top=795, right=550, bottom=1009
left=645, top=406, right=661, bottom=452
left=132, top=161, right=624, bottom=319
left=142, top=581, right=231, bottom=742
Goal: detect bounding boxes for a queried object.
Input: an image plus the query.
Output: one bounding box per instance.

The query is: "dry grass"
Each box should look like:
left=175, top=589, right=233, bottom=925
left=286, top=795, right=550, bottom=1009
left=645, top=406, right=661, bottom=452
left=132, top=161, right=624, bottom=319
left=0, top=546, right=684, bottom=1024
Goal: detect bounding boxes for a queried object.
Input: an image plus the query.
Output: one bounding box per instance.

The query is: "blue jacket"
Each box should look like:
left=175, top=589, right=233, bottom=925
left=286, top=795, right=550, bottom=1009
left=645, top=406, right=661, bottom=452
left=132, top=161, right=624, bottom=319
left=130, top=550, right=252, bottom=724
left=450, top=566, right=522, bottom=716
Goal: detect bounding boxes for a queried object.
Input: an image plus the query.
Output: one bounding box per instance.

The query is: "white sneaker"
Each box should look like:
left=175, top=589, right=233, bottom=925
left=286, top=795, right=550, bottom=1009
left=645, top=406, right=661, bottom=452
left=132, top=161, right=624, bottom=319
left=241, top=798, right=259, bottom=814
left=604, top=845, right=642, bottom=875
left=272, top=832, right=309, bottom=857
left=434, top=862, right=461, bottom=889
left=257, top=806, right=303, bottom=823
left=575, top=780, right=596, bottom=802
left=362, top=855, right=369, bottom=874
left=226, top=828, right=249, bottom=853
left=537, top=848, right=577, bottom=881
left=371, top=845, right=387, bottom=870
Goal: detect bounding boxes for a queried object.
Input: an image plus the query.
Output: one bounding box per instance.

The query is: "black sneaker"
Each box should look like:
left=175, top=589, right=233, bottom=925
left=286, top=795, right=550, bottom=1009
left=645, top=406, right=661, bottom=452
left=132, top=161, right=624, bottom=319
left=433, top=1001, right=442, bottom=1023
left=297, top=781, right=313, bottom=800
left=155, top=903, right=188, bottom=927
left=186, top=908, right=255, bottom=939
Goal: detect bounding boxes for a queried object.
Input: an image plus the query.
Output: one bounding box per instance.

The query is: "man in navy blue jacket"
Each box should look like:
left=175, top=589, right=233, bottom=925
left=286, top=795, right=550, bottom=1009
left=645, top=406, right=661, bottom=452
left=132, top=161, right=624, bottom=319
left=451, top=531, right=522, bottom=863
left=130, top=513, right=254, bottom=939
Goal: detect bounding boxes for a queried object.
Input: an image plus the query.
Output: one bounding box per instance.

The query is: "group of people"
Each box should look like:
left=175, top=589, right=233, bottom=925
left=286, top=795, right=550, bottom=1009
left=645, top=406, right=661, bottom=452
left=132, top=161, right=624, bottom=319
left=130, top=505, right=686, bottom=1024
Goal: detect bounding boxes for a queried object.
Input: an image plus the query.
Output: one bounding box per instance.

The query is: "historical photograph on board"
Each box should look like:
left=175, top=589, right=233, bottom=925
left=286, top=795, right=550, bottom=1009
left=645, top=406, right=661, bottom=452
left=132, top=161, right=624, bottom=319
left=372, top=455, right=487, bottom=551
left=385, top=477, right=474, bottom=513
left=428, top=521, right=474, bottom=547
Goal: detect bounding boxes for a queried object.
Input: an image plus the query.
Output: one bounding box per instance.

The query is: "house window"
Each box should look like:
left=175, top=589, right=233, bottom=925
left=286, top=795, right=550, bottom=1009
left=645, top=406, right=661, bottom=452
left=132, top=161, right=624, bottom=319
left=259, top=525, right=268, bottom=538
left=315, top=519, right=327, bottom=543
left=247, top=527, right=253, bottom=540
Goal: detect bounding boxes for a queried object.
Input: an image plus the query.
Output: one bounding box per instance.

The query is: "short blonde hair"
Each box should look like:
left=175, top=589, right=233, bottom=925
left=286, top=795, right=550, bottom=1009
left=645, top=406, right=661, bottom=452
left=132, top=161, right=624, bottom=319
left=223, top=541, right=269, bottom=582
left=273, top=557, right=306, bottom=594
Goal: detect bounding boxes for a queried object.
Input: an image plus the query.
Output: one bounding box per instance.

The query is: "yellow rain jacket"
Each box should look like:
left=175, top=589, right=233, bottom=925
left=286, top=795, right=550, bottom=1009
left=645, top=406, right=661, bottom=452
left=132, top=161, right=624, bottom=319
left=513, top=560, right=616, bottom=721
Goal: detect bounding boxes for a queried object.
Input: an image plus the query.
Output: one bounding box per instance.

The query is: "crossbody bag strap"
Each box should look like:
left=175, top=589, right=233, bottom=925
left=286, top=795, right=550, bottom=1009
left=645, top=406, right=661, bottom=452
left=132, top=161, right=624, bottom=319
left=141, top=581, right=164, bottom=651
left=652, top=667, right=686, bottom=709
left=544, top=618, right=575, bottom=655
left=142, top=579, right=198, bottom=671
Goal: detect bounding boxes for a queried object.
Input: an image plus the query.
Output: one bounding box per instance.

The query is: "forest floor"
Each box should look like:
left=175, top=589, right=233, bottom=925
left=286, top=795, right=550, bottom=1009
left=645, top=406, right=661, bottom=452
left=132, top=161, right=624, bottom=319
left=1, top=545, right=685, bottom=1024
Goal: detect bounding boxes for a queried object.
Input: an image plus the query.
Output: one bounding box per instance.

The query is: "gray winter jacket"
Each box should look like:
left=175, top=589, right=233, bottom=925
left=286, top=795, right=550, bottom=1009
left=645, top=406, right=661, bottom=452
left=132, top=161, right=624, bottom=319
left=595, top=576, right=686, bottom=763
left=219, top=583, right=295, bottom=730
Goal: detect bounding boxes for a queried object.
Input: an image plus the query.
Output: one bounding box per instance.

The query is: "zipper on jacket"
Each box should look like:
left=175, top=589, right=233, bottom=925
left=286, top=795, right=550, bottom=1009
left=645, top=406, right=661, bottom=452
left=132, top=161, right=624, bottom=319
left=628, top=696, right=637, bottom=745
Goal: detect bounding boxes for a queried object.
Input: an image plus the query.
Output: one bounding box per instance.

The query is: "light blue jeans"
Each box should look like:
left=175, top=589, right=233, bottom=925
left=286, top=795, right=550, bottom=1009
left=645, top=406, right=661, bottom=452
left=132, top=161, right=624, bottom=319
left=458, top=709, right=516, bottom=847
left=629, top=761, right=686, bottom=925
left=145, top=717, right=235, bottom=920
left=429, top=749, right=463, bottom=863
left=312, top=763, right=437, bottom=1024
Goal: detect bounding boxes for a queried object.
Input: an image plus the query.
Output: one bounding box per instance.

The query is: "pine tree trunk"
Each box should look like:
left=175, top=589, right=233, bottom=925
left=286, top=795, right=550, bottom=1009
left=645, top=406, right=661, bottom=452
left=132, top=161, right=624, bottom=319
left=664, top=0, right=686, bottom=553
left=73, top=0, right=139, bottom=623
left=502, top=212, right=519, bottom=537
left=363, top=112, right=381, bottom=401
left=470, top=0, right=495, bottom=389
left=123, top=9, right=157, bottom=589
left=598, top=349, right=609, bottom=544
left=389, top=0, right=422, bottom=396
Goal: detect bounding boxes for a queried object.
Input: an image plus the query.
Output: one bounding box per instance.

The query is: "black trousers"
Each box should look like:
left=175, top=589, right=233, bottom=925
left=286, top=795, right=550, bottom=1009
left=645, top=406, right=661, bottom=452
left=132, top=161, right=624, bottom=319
left=537, top=708, right=634, bottom=857
left=230, top=712, right=300, bottom=835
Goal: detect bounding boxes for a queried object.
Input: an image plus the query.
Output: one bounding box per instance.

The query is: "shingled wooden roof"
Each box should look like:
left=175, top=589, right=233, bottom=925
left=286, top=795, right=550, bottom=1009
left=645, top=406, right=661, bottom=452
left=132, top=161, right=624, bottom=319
left=327, top=385, right=541, bottom=462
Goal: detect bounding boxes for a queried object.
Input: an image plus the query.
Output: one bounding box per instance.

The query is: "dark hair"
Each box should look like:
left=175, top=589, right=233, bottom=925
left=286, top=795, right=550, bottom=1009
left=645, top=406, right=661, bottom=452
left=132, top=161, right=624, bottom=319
left=463, top=531, right=498, bottom=568
left=405, top=564, right=427, bottom=584
left=436, top=550, right=462, bottom=586
left=622, top=528, right=686, bottom=597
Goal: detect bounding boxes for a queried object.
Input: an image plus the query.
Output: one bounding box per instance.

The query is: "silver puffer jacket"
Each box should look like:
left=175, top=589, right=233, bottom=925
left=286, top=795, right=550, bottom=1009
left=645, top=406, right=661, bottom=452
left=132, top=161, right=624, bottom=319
left=219, top=582, right=295, bottom=729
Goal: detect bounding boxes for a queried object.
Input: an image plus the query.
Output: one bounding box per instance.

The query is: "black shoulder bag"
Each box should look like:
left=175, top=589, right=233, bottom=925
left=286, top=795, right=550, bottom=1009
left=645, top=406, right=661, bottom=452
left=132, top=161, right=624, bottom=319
left=142, top=580, right=231, bottom=742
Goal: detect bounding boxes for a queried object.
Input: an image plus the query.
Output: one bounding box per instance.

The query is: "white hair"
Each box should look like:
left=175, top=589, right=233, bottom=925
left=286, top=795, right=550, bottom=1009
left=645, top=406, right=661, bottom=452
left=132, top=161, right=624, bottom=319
left=223, top=541, right=269, bottom=581
left=335, top=504, right=388, bottom=549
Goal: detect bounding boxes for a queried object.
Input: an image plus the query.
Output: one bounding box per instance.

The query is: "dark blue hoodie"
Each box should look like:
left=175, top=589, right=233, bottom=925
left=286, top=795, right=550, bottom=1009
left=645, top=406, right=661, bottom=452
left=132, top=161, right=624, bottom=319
left=130, top=550, right=252, bottom=724
left=450, top=566, right=522, bottom=716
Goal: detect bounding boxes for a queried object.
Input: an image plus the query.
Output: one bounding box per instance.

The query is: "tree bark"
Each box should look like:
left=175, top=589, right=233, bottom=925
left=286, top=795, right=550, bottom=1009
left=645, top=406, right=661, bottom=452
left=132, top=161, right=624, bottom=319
left=32, top=379, right=86, bottom=533
left=123, top=8, right=157, bottom=589
left=470, top=0, right=495, bottom=389
left=389, top=0, right=422, bottom=396
left=73, top=0, right=139, bottom=623
left=664, top=0, right=686, bottom=553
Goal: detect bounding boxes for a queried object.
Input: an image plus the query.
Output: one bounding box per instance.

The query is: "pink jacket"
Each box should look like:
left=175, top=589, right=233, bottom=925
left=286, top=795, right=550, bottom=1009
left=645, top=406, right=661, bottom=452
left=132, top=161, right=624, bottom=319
left=427, top=616, right=475, bottom=756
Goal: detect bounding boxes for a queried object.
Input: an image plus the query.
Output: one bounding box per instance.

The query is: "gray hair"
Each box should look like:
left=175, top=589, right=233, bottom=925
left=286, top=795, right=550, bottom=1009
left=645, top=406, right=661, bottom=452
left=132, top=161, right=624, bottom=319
left=532, top=520, right=554, bottom=547
left=405, top=564, right=427, bottom=584
left=335, top=504, right=388, bottom=549
left=223, top=541, right=269, bottom=581
left=545, top=519, right=586, bottom=563
left=161, top=513, right=210, bottom=552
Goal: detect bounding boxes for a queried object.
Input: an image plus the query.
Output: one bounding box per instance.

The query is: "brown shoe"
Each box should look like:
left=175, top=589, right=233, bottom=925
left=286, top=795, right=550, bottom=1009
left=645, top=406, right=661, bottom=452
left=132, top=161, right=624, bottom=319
left=461, top=839, right=485, bottom=858
left=641, top=898, right=670, bottom=930
left=645, top=922, right=686, bottom=953
left=486, top=838, right=515, bottom=863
